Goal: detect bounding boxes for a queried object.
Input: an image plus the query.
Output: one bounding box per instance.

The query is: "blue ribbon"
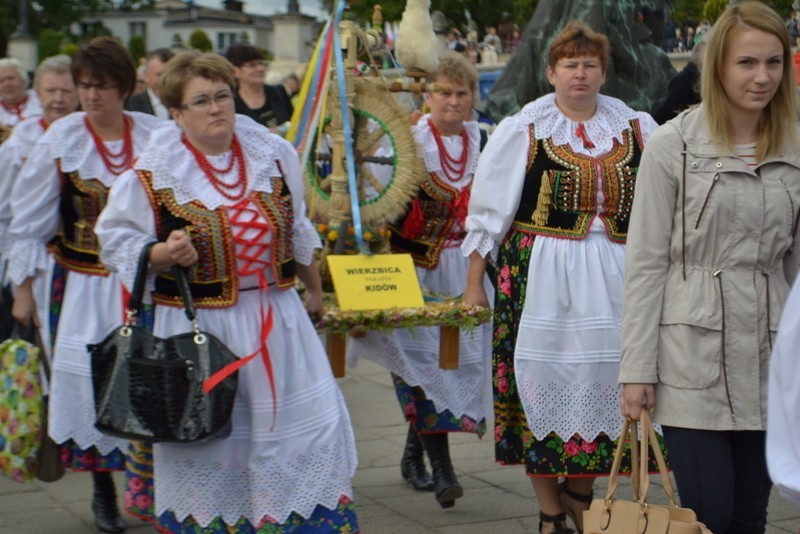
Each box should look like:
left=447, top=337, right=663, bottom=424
left=333, top=0, right=369, bottom=255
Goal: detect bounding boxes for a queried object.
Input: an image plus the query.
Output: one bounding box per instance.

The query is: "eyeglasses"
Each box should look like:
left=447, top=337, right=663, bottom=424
left=178, top=91, right=234, bottom=112
left=241, top=60, right=267, bottom=69
left=77, top=82, right=119, bottom=92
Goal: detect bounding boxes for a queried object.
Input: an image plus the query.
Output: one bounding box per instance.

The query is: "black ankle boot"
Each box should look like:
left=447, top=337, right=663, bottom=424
left=418, top=433, right=463, bottom=508
left=401, top=425, right=434, bottom=491
left=92, top=472, right=126, bottom=533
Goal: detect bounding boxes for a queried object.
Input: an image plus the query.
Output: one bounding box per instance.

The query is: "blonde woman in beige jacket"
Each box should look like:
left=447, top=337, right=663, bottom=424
left=619, top=3, right=800, bottom=532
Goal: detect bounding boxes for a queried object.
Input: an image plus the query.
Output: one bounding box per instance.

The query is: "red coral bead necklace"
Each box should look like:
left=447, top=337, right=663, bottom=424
left=183, top=134, right=247, bottom=201
left=428, top=117, right=469, bottom=182
left=85, top=115, right=133, bottom=175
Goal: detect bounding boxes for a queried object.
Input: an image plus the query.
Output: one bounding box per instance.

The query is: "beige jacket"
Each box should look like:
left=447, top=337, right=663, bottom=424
left=620, top=105, right=800, bottom=431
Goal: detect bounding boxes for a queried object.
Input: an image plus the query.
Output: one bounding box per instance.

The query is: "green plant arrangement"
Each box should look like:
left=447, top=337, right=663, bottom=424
left=315, top=293, right=492, bottom=335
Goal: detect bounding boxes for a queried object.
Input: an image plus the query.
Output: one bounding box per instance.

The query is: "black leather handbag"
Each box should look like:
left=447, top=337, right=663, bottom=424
left=89, top=243, right=239, bottom=443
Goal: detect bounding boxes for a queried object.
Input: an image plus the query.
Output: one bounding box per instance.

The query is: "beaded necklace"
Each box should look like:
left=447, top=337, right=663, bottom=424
left=183, top=134, right=247, bottom=201
left=427, top=118, right=469, bottom=182
left=84, top=115, right=133, bottom=175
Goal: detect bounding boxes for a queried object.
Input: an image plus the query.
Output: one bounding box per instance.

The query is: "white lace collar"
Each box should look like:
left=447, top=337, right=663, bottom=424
left=48, top=111, right=163, bottom=187
left=135, top=114, right=283, bottom=210
left=413, top=114, right=481, bottom=177
left=517, top=93, right=639, bottom=153
left=0, top=90, right=42, bottom=126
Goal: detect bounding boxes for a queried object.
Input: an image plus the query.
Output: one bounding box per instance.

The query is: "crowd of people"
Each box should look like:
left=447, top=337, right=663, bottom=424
left=3, top=1, right=800, bottom=533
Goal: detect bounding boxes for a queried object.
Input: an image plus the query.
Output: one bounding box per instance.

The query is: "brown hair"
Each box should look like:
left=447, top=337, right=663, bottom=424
left=548, top=21, right=610, bottom=72
left=702, top=1, right=797, bottom=159
left=427, top=50, right=479, bottom=95
left=223, top=43, right=265, bottom=68
left=159, top=51, right=237, bottom=110
left=71, top=36, right=136, bottom=99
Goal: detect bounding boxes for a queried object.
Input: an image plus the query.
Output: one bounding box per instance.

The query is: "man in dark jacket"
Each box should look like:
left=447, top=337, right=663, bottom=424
left=126, top=48, right=174, bottom=119
left=652, top=42, right=704, bottom=124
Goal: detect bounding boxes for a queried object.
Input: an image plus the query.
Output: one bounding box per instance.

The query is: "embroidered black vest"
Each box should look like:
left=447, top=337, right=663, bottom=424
left=48, top=167, right=111, bottom=276
left=389, top=172, right=466, bottom=269
left=137, top=170, right=296, bottom=308
left=512, top=119, right=645, bottom=243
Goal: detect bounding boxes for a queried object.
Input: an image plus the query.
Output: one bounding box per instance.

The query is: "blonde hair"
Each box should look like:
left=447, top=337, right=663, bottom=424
left=702, top=1, right=797, bottom=159
left=427, top=50, right=478, bottom=96
left=159, top=51, right=236, bottom=110
left=33, top=55, right=72, bottom=90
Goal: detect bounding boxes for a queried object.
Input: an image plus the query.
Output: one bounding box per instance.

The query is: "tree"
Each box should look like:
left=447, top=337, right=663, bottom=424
left=701, top=0, right=728, bottom=23
left=1, top=0, right=112, bottom=57
left=129, top=34, right=147, bottom=64
left=189, top=29, right=213, bottom=52
left=38, top=29, right=67, bottom=62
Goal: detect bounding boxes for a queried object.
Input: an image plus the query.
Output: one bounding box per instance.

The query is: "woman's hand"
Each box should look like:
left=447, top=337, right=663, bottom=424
left=296, top=263, right=323, bottom=323
left=166, top=229, right=198, bottom=267
left=463, top=282, right=489, bottom=308
left=304, top=286, right=323, bottom=322
left=621, top=383, right=656, bottom=421
left=11, top=278, right=40, bottom=327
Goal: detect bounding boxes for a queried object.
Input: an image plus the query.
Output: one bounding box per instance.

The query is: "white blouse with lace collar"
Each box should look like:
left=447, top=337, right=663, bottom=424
left=136, top=115, right=284, bottom=209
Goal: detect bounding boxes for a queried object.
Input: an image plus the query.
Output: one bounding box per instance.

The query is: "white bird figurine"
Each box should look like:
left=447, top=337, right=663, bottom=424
left=395, top=0, right=440, bottom=73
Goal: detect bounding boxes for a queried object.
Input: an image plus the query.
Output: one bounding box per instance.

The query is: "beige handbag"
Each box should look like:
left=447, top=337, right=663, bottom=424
left=583, top=410, right=712, bottom=534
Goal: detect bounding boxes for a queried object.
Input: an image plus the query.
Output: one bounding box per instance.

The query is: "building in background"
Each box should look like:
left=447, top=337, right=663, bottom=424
left=76, top=0, right=319, bottom=66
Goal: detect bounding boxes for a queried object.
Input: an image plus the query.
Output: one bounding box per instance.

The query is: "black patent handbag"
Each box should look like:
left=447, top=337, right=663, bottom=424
left=89, top=242, right=239, bottom=443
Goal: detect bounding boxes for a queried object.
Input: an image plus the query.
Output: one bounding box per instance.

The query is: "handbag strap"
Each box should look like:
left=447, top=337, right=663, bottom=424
left=637, top=410, right=679, bottom=507
left=603, top=416, right=630, bottom=501
left=172, top=265, right=198, bottom=323
left=127, top=242, right=159, bottom=319
left=127, top=243, right=198, bottom=326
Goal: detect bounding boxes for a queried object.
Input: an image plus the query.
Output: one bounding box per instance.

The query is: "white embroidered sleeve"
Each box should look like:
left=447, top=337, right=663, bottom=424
left=6, top=137, right=60, bottom=286
left=277, top=137, right=322, bottom=266
left=95, top=169, right=159, bottom=297
left=462, top=116, right=529, bottom=260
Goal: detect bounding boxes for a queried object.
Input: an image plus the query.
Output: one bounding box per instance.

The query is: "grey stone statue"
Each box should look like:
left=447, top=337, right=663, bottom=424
left=484, top=0, right=675, bottom=122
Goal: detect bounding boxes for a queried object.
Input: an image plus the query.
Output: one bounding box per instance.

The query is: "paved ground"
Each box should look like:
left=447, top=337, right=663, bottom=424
left=2, top=358, right=799, bottom=533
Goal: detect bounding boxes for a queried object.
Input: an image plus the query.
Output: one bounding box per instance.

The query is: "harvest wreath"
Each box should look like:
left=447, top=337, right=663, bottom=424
left=312, top=292, right=492, bottom=377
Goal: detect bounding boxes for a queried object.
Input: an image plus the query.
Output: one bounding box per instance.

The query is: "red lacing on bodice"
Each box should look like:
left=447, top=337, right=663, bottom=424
left=202, top=197, right=280, bottom=430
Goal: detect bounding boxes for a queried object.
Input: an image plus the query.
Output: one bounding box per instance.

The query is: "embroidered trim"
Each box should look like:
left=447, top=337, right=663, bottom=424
left=137, top=171, right=296, bottom=307
left=513, top=120, right=643, bottom=242
left=49, top=167, right=110, bottom=276
left=390, top=172, right=464, bottom=269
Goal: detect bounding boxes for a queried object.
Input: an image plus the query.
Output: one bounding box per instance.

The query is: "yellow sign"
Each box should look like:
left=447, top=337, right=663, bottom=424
left=326, top=254, right=424, bottom=311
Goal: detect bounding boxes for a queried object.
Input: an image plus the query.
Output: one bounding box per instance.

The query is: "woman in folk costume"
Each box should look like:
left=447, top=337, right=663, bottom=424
left=351, top=51, right=492, bottom=509
left=463, top=22, right=658, bottom=533
left=1, top=54, right=78, bottom=351
left=6, top=37, right=162, bottom=533
left=0, top=57, right=43, bottom=141
left=95, top=51, right=359, bottom=533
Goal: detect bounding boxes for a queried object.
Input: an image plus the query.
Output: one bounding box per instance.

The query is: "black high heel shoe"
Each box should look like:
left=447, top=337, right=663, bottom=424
left=558, top=480, right=593, bottom=534
left=539, top=511, right=574, bottom=534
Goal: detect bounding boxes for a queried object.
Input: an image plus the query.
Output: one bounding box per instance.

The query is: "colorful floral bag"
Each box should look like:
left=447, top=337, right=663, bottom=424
left=0, top=333, right=45, bottom=482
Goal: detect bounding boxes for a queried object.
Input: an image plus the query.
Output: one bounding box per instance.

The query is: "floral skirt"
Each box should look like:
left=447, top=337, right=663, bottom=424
left=156, top=497, right=359, bottom=533
left=494, top=230, right=664, bottom=476
left=59, top=440, right=125, bottom=471
left=392, top=374, right=485, bottom=436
